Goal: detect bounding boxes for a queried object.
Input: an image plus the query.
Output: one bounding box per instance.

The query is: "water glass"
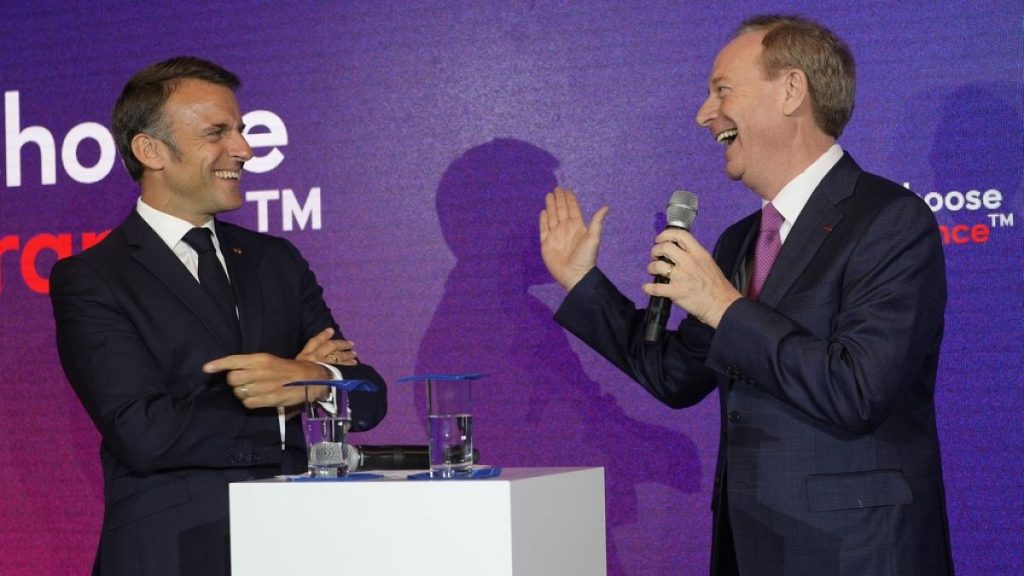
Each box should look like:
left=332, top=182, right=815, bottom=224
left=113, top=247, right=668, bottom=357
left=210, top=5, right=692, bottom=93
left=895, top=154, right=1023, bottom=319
left=426, top=378, right=473, bottom=478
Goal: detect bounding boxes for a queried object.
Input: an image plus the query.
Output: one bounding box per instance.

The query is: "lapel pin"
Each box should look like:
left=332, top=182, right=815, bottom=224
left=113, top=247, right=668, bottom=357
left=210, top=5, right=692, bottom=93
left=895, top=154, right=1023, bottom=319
left=232, top=247, right=243, bottom=255
left=822, top=225, right=833, bottom=232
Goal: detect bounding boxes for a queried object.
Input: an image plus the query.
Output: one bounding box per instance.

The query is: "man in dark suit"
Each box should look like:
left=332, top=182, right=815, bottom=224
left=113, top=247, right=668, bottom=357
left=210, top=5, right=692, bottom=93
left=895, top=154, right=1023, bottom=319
left=540, top=15, right=953, bottom=576
left=50, top=57, right=387, bottom=576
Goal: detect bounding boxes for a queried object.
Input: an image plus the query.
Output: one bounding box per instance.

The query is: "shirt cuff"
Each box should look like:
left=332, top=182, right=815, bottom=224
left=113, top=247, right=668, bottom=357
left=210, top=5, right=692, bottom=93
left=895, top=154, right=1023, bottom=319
left=314, top=362, right=343, bottom=413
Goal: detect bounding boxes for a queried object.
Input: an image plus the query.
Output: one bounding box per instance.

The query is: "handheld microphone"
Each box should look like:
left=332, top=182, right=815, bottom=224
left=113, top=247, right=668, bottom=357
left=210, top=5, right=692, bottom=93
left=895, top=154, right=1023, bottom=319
left=644, top=191, right=699, bottom=342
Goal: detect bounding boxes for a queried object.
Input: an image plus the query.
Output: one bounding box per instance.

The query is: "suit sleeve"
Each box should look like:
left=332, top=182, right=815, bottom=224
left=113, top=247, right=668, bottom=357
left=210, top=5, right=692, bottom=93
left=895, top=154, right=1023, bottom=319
left=707, top=194, right=946, bottom=435
left=554, top=267, right=719, bottom=408
left=50, top=256, right=284, bottom=472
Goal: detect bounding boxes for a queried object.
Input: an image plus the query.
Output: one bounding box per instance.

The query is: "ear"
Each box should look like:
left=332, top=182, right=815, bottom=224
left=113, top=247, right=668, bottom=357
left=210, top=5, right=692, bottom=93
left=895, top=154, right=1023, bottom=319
left=130, top=133, right=166, bottom=171
left=782, top=68, right=809, bottom=117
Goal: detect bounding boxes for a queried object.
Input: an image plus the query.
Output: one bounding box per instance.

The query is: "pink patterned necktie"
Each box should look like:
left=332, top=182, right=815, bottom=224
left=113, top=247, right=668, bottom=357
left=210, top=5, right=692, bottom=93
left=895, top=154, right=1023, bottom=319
left=748, top=203, right=784, bottom=301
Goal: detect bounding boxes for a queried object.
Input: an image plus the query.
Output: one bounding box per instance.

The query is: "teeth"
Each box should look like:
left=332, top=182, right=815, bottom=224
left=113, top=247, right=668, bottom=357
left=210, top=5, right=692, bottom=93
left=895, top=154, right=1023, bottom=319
left=214, top=170, right=240, bottom=180
left=716, top=129, right=738, bottom=144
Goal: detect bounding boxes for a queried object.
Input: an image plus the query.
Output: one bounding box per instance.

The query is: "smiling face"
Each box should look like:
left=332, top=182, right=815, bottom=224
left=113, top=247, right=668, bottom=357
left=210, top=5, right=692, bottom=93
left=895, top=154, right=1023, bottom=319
left=695, top=31, right=794, bottom=199
left=142, top=78, right=253, bottom=225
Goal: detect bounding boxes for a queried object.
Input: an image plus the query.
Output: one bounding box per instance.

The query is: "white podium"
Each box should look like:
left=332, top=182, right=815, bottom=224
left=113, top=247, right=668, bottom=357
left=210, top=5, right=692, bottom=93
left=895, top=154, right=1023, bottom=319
left=229, top=467, right=606, bottom=576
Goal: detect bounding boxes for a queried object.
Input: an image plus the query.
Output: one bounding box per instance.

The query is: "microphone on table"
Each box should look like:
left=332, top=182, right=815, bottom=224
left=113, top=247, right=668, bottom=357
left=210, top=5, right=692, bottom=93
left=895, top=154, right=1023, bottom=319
left=347, top=445, right=481, bottom=472
left=644, top=190, right=699, bottom=343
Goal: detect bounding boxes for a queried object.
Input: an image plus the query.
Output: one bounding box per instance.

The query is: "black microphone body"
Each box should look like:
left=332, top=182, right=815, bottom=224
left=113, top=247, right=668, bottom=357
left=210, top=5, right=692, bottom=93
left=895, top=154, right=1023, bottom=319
left=348, top=444, right=481, bottom=471
left=644, top=191, right=698, bottom=342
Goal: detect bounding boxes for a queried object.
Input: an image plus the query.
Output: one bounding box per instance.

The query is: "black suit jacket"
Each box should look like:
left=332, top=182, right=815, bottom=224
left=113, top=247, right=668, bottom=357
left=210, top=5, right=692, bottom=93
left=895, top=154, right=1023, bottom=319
left=556, top=154, right=953, bottom=575
left=50, top=210, right=387, bottom=576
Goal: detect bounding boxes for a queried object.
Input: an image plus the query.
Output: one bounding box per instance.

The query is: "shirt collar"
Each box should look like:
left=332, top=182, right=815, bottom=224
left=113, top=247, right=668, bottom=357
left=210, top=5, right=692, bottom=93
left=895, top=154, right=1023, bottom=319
left=135, top=198, right=217, bottom=250
left=766, top=143, right=843, bottom=241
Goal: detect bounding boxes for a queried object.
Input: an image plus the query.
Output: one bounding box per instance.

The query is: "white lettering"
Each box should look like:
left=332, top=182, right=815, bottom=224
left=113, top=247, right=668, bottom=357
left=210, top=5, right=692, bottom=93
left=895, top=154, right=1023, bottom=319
left=3, top=91, right=290, bottom=187
left=5, top=90, right=56, bottom=186
left=281, top=187, right=321, bottom=231
left=242, top=110, right=287, bottom=174
left=917, top=186, right=1003, bottom=213
left=246, top=190, right=280, bottom=232
left=982, top=188, right=1002, bottom=210
left=61, top=122, right=116, bottom=184
left=245, top=188, right=322, bottom=232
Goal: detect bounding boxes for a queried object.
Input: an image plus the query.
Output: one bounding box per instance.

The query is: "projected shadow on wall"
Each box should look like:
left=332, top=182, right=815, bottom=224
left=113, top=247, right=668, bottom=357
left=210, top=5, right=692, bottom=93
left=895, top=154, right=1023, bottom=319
left=415, top=138, right=700, bottom=573
left=929, top=83, right=1023, bottom=226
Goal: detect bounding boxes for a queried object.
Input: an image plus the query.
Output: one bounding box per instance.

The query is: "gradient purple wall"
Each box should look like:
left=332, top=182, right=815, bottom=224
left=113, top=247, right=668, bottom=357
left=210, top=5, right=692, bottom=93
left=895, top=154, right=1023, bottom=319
left=1, top=2, right=1020, bottom=574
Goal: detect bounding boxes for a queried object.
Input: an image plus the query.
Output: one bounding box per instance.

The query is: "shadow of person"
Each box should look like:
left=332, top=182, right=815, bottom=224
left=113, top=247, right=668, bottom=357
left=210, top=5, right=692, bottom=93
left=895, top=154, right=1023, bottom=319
left=928, top=82, right=1022, bottom=238
left=415, top=138, right=701, bottom=575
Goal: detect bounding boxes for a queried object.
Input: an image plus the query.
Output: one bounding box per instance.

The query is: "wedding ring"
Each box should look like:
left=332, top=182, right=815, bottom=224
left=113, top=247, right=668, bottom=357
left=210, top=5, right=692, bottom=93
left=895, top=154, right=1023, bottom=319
left=325, top=353, right=340, bottom=364
left=239, top=386, right=250, bottom=398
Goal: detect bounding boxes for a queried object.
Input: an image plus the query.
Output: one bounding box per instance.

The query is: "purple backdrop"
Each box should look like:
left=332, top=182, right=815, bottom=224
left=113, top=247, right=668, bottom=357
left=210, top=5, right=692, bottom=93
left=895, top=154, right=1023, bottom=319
left=1, top=2, right=1020, bottom=574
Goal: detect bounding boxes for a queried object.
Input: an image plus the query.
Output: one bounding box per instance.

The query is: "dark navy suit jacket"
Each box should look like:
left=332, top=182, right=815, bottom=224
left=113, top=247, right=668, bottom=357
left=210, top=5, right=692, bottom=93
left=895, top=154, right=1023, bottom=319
left=556, top=154, right=954, bottom=575
left=51, top=210, right=387, bottom=576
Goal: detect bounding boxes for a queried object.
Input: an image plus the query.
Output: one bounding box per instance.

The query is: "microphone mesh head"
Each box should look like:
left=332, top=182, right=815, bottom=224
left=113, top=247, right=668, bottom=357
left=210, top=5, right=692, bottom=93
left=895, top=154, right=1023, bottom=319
left=666, top=190, right=698, bottom=229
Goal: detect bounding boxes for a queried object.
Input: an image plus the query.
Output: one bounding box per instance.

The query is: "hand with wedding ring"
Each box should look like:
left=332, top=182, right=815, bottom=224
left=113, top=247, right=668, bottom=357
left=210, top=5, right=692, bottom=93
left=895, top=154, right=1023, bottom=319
left=296, top=327, right=359, bottom=366
left=642, top=228, right=742, bottom=329
left=205, top=351, right=331, bottom=408
left=207, top=327, right=357, bottom=408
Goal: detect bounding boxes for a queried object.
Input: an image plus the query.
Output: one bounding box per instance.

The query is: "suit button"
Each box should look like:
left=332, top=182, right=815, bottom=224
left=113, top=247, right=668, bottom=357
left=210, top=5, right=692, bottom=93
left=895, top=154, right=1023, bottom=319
left=728, top=410, right=741, bottom=423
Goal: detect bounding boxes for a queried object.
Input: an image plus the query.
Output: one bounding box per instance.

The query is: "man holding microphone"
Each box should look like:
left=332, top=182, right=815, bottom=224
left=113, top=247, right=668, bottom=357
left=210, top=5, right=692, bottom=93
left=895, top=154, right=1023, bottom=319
left=541, top=15, right=953, bottom=576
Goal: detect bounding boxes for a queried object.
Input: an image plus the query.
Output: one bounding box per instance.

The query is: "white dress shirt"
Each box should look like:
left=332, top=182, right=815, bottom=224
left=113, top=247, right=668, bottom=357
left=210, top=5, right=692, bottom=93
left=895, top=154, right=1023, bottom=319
left=766, top=143, right=844, bottom=243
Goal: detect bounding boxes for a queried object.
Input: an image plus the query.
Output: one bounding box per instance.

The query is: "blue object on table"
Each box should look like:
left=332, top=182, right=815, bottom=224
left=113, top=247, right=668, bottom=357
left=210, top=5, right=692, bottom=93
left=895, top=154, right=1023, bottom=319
left=284, top=379, right=378, bottom=392
left=406, top=467, right=502, bottom=481
left=397, top=373, right=487, bottom=383
left=285, top=472, right=383, bottom=482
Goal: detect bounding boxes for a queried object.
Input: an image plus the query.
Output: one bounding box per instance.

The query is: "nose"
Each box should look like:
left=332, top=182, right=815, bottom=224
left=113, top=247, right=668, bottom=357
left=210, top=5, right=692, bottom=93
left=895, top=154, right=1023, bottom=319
left=233, top=131, right=254, bottom=162
left=696, top=93, right=717, bottom=127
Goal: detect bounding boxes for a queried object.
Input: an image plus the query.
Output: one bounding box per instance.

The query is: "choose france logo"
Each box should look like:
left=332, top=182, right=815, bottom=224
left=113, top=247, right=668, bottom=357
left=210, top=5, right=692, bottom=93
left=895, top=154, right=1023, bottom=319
left=1, top=90, right=326, bottom=295
left=906, top=183, right=1016, bottom=247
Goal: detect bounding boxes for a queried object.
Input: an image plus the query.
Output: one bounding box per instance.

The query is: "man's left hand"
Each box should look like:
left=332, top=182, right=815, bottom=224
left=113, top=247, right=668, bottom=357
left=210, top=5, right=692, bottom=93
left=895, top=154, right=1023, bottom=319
left=643, top=228, right=742, bottom=328
left=296, top=327, right=359, bottom=366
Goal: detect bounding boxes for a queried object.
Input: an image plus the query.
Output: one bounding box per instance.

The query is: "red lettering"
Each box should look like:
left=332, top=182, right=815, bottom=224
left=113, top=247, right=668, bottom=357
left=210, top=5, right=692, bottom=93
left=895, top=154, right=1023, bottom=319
left=0, top=230, right=109, bottom=295
left=938, top=224, right=990, bottom=245
left=0, top=235, right=20, bottom=294
left=81, top=230, right=110, bottom=250
left=953, top=224, right=970, bottom=244
left=971, top=223, right=989, bottom=243
left=22, top=233, right=73, bottom=294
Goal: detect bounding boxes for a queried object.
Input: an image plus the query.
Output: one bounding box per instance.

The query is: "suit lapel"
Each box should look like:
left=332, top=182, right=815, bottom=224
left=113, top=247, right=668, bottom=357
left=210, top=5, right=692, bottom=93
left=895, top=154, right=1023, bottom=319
left=216, top=222, right=264, bottom=353
left=123, top=211, right=240, bottom=353
left=722, top=211, right=759, bottom=292
left=757, top=153, right=860, bottom=307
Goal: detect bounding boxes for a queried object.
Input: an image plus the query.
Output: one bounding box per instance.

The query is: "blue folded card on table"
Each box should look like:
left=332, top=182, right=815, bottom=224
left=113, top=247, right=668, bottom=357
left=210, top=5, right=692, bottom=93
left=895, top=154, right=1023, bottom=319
left=285, top=472, right=383, bottom=482
left=284, top=379, right=378, bottom=392
left=406, top=467, right=502, bottom=481
left=397, top=373, right=487, bottom=383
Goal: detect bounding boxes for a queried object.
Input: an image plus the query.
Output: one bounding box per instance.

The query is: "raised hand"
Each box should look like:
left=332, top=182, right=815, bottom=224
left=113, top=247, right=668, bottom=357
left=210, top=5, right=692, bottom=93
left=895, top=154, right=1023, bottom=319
left=539, top=186, right=609, bottom=291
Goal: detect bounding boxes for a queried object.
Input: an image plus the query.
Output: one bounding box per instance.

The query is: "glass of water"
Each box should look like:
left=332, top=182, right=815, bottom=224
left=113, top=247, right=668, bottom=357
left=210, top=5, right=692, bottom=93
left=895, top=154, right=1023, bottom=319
left=426, top=378, right=473, bottom=478
left=299, top=383, right=352, bottom=478
left=305, top=411, right=350, bottom=478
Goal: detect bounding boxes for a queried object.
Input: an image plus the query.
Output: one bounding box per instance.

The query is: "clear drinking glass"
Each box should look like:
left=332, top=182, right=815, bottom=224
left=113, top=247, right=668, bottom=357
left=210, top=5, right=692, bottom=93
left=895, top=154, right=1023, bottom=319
left=426, top=378, right=473, bottom=478
left=302, top=384, right=351, bottom=478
